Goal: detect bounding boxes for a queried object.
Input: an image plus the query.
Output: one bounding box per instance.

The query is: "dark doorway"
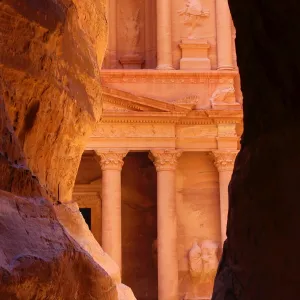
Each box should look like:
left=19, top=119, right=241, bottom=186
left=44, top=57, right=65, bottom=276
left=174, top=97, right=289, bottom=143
left=121, top=152, right=158, bottom=300
left=80, top=208, right=92, bottom=230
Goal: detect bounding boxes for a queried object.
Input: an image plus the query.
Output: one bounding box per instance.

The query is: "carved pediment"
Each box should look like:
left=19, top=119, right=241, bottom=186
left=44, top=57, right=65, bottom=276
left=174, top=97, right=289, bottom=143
left=102, top=86, right=190, bottom=114
left=103, top=102, right=133, bottom=113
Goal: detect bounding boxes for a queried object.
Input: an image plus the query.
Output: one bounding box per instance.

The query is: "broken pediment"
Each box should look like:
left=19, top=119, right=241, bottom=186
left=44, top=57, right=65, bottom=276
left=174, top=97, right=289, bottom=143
left=103, top=102, right=133, bottom=113
left=102, top=86, right=190, bottom=114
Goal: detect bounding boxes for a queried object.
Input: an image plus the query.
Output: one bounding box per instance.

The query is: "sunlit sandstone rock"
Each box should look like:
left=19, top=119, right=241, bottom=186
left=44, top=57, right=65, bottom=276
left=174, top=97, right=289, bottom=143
left=0, top=0, right=134, bottom=299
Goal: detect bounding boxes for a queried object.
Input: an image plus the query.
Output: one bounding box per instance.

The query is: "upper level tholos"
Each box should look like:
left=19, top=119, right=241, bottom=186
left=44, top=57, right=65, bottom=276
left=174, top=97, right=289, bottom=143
left=102, top=0, right=237, bottom=72
left=101, top=0, right=243, bottom=109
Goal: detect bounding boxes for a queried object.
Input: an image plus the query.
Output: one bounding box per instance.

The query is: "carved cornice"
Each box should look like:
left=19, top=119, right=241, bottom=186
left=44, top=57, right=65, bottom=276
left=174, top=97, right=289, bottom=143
left=94, top=151, right=128, bottom=171
left=100, top=70, right=238, bottom=84
left=149, top=150, right=182, bottom=171
left=99, top=109, right=242, bottom=125
left=211, top=151, right=238, bottom=172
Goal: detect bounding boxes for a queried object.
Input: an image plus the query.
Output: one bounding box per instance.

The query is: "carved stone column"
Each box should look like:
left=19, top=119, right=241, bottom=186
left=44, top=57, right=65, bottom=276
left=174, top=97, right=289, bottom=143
left=149, top=149, right=182, bottom=300
left=95, top=150, right=127, bottom=270
left=211, top=151, right=237, bottom=244
left=108, top=0, right=118, bottom=68
left=216, top=0, right=233, bottom=70
left=156, top=0, right=174, bottom=70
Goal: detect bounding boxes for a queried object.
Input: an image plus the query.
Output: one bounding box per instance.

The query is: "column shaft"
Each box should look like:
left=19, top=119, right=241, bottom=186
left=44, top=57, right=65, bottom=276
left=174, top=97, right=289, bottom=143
left=212, top=151, right=237, bottom=244
left=157, top=170, right=178, bottom=300
left=218, top=170, right=232, bottom=243
left=108, top=0, right=118, bottom=68
left=95, top=151, right=127, bottom=271
left=216, top=0, right=233, bottom=70
left=102, top=169, right=122, bottom=267
left=150, top=150, right=182, bottom=300
left=156, top=0, right=173, bottom=69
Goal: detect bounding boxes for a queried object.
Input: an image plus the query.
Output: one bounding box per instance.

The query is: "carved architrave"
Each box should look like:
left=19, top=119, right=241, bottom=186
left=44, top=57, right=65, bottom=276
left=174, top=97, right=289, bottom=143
left=95, top=151, right=128, bottom=171
left=211, top=150, right=238, bottom=172
left=149, top=149, right=182, bottom=171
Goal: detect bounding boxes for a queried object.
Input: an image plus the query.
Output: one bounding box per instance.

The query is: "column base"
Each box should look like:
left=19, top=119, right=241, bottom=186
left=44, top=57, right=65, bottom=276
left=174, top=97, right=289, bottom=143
left=120, top=54, right=144, bottom=69
left=156, top=64, right=174, bottom=70
left=179, top=39, right=211, bottom=70
left=217, top=65, right=234, bottom=71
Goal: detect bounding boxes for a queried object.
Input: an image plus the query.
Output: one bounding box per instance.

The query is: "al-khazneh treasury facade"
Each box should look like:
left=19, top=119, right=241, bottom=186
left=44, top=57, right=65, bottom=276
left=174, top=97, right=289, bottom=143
left=73, top=0, right=243, bottom=299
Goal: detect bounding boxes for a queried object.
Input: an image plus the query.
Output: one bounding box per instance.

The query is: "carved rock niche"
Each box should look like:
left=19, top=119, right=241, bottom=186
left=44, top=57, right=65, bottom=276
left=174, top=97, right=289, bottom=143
left=117, top=0, right=145, bottom=69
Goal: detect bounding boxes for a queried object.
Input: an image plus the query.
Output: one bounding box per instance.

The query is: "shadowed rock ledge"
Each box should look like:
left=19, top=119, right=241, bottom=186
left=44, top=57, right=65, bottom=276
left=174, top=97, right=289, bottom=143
left=212, top=0, right=300, bottom=299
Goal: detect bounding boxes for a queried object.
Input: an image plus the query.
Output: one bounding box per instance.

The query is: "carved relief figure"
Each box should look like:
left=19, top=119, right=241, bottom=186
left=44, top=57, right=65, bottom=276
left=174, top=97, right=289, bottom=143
left=186, top=239, right=219, bottom=298
left=178, top=0, right=209, bottom=39
left=121, top=8, right=141, bottom=54
left=210, top=86, right=236, bottom=105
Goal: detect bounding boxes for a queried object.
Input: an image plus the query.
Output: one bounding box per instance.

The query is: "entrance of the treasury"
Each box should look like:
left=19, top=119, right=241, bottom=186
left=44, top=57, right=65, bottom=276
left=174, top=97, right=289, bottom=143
left=73, top=147, right=240, bottom=299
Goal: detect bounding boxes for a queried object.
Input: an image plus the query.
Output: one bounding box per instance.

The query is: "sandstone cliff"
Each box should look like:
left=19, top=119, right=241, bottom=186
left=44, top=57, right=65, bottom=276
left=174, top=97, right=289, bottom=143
left=0, top=1, right=134, bottom=299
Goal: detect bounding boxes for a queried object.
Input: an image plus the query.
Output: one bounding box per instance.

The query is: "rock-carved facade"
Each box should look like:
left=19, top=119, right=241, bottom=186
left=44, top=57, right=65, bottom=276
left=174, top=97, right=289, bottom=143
left=74, top=1, right=242, bottom=299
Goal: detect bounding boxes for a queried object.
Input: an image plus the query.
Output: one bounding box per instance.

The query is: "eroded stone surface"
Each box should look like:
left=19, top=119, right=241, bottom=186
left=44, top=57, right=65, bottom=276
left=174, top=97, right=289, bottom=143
left=0, top=190, right=117, bottom=300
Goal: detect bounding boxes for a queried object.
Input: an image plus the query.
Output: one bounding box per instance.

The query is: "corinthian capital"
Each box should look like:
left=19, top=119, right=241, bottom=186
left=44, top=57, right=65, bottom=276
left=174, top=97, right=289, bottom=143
left=94, top=150, right=128, bottom=171
left=211, top=150, right=238, bottom=172
left=149, top=149, right=182, bottom=171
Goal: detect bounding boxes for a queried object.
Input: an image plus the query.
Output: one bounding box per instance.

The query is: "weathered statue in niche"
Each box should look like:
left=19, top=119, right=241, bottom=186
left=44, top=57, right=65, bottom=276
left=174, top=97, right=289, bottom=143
left=178, top=0, right=209, bottom=39
left=121, top=8, right=141, bottom=54
left=183, top=239, right=219, bottom=299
